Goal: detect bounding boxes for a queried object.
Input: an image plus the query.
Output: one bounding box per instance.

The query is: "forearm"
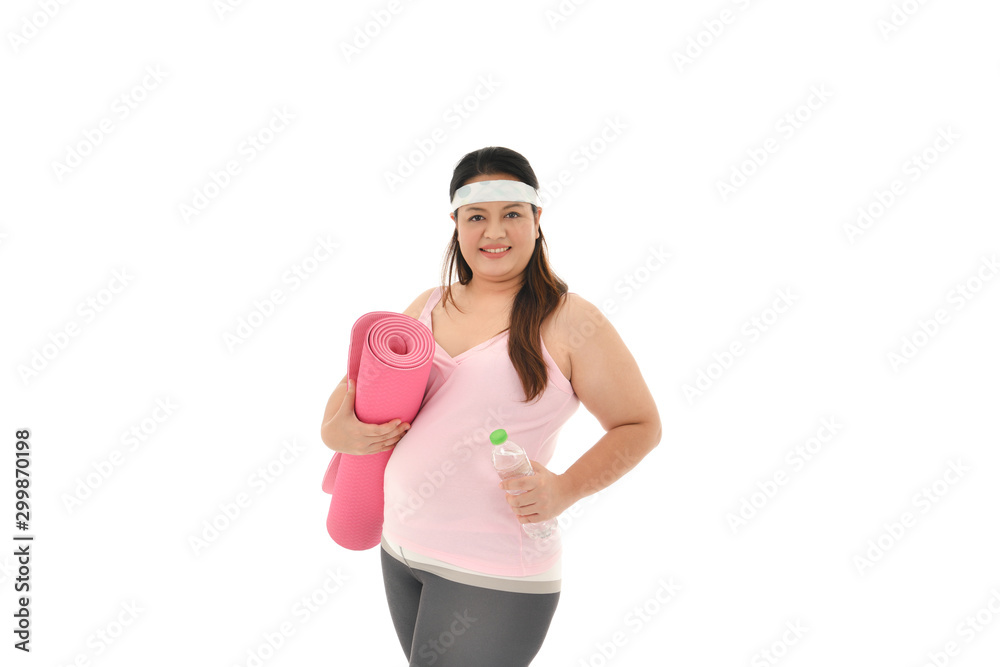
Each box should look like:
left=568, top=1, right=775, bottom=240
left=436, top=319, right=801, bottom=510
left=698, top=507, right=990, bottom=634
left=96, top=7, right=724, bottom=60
left=559, top=422, right=661, bottom=504
left=319, top=377, right=349, bottom=449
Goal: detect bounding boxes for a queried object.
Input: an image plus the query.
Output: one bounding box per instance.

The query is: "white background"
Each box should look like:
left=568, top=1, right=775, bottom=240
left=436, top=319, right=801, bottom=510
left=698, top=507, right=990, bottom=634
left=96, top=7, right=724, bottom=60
left=2, top=1, right=999, bottom=665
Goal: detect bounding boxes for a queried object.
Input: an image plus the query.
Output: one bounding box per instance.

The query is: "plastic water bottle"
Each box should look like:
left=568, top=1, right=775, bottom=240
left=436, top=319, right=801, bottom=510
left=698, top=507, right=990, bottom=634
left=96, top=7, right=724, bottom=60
left=490, top=428, right=558, bottom=540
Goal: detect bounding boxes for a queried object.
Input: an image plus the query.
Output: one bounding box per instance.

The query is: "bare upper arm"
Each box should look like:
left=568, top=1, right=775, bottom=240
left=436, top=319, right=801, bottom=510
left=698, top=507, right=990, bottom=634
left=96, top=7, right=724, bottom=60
left=403, top=287, right=437, bottom=320
left=563, top=294, right=661, bottom=434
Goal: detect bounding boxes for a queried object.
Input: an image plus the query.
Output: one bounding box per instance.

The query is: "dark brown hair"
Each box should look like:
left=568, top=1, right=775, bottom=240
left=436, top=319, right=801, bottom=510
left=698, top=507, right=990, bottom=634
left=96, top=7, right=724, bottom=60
left=442, top=146, right=568, bottom=403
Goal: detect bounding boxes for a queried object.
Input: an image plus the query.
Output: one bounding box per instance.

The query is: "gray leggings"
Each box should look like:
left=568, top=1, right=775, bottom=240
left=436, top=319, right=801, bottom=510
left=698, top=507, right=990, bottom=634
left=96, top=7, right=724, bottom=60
left=380, top=546, right=560, bottom=666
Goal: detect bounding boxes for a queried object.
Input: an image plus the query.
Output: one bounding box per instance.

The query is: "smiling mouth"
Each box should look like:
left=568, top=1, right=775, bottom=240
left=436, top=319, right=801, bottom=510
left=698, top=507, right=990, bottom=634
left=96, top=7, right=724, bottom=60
left=481, top=246, right=511, bottom=254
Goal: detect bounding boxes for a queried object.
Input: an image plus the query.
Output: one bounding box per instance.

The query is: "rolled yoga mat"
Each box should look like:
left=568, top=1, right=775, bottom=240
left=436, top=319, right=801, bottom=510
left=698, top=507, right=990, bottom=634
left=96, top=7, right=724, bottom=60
left=321, top=311, right=435, bottom=551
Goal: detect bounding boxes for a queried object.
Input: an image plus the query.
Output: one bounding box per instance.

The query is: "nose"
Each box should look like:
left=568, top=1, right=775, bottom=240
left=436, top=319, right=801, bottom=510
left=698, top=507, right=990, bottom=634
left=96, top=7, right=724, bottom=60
left=483, top=216, right=506, bottom=239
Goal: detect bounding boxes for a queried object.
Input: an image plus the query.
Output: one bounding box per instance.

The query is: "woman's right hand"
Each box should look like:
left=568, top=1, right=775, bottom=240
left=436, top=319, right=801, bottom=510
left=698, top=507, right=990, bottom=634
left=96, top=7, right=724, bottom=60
left=322, top=379, right=411, bottom=455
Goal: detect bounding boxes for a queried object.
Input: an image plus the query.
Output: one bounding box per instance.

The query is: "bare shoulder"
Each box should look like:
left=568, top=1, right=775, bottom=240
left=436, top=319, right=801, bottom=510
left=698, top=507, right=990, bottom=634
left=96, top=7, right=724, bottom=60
left=542, top=292, right=609, bottom=381
left=563, top=292, right=603, bottom=319
left=556, top=292, right=627, bottom=363
left=555, top=292, right=609, bottom=344
left=401, top=286, right=438, bottom=319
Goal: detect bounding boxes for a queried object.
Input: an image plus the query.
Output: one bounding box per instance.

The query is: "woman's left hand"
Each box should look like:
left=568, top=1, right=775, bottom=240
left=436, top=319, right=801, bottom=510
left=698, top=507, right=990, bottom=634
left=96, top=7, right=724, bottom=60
left=499, top=461, right=574, bottom=524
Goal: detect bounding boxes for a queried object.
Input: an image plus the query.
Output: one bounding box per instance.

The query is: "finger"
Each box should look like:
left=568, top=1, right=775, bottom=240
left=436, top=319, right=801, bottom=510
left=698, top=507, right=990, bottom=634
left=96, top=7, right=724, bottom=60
left=363, top=420, right=403, bottom=438
left=369, top=421, right=393, bottom=436
left=372, top=426, right=407, bottom=448
left=370, top=430, right=406, bottom=453
left=368, top=440, right=397, bottom=454
left=508, top=494, right=536, bottom=510
left=379, top=419, right=411, bottom=436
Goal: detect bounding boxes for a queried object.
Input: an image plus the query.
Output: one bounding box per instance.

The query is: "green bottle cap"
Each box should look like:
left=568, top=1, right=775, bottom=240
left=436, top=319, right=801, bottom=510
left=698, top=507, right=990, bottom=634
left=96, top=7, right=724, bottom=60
left=489, top=429, right=507, bottom=446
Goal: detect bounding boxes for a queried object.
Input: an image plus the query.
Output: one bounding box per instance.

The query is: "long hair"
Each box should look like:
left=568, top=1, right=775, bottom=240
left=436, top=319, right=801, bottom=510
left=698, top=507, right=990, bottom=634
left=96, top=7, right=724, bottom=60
left=441, top=146, right=568, bottom=404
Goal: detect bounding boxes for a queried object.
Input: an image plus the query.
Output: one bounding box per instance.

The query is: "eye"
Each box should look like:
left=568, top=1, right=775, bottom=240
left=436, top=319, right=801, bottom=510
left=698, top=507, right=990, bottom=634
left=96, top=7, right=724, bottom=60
left=467, top=211, right=521, bottom=221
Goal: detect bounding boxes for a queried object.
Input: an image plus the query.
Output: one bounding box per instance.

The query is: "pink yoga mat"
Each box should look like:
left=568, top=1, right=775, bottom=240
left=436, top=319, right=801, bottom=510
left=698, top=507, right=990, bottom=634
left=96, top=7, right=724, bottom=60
left=321, top=311, right=435, bottom=551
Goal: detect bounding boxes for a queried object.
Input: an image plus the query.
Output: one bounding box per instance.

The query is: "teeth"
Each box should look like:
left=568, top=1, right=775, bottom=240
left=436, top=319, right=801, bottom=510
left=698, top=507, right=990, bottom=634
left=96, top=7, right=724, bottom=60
left=482, top=247, right=511, bottom=253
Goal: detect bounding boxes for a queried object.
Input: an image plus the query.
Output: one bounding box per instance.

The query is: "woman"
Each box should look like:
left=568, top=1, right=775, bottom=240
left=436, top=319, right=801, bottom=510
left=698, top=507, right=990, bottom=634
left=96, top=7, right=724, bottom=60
left=320, top=146, right=661, bottom=666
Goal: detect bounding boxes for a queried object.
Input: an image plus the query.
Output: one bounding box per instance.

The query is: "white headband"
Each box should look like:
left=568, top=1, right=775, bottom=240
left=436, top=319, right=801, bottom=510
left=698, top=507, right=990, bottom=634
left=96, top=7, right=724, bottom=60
left=450, top=179, right=541, bottom=212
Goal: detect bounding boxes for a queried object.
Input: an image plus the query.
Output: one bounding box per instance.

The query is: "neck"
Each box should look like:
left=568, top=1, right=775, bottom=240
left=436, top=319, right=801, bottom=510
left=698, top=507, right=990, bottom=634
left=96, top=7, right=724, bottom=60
left=464, top=276, right=522, bottom=304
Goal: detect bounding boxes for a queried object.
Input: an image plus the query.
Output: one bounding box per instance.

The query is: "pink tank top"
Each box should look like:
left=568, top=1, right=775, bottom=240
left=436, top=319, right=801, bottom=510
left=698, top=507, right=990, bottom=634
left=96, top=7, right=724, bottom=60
left=382, top=286, right=580, bottom=576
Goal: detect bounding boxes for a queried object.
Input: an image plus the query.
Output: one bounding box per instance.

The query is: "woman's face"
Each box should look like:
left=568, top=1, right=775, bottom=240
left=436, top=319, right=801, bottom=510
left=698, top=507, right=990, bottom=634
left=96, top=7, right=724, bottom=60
left=450, top=174, right=540, bottom=282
